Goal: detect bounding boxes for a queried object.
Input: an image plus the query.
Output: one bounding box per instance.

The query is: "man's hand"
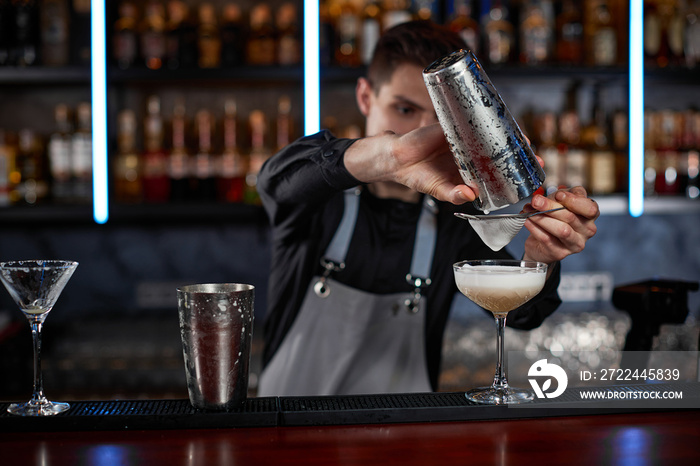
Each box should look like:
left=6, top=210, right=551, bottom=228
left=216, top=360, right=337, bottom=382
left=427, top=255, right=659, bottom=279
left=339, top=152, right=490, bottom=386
left=344, top=123, right=478, bottom=204
left=522, top=186, right=600, bottom=265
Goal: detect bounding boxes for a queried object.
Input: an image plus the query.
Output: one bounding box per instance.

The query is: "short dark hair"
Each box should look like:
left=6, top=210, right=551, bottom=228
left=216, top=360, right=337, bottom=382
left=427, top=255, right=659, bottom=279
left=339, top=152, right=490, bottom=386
left=367, top=20, right=467, bottom=93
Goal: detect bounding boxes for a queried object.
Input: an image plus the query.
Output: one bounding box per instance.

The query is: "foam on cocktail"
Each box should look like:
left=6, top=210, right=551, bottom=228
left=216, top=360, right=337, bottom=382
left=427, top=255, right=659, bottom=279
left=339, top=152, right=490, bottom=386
left=454, top=265, right=546, bottom=315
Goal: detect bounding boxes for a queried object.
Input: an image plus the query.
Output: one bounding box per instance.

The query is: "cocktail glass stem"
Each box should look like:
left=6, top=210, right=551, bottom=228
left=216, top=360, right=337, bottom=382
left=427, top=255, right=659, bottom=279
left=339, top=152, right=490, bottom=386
left=29, top=317, right=48, bottom=406
left=492, top=315, right=508, bottom=389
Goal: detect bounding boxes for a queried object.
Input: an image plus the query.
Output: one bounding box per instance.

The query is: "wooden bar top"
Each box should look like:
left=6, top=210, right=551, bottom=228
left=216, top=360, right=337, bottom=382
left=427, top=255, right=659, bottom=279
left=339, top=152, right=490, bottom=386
left=2, top=410, right=699, bottom=465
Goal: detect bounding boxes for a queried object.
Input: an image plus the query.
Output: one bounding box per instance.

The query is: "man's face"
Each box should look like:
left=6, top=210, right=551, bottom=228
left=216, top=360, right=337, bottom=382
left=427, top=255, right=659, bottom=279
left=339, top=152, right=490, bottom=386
left=357, top=63, right=439, bottom=137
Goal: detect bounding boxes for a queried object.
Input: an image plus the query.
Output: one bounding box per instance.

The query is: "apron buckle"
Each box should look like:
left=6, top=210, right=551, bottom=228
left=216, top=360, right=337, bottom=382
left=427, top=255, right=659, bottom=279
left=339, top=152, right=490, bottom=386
left=314, top=259, right=345, bottom=298
left=403, top=274, right=432, bottom=314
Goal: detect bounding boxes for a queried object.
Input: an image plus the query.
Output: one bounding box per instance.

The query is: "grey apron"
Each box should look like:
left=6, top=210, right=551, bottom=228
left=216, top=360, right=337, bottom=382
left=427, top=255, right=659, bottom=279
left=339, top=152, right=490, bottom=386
left=258, top=189, right=437, bottom=396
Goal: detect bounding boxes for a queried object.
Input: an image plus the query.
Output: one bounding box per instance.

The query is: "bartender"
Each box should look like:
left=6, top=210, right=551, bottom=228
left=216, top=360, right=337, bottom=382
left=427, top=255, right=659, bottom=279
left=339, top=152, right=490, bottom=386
left=256, top=21, right=599, bottom=396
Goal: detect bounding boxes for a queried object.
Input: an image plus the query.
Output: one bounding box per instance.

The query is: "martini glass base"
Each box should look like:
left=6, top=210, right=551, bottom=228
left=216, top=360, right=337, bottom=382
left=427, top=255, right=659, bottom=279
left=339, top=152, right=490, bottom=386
left=466, top=386, right=534, bottom=405
left=7, top=398, right=70, bottom=416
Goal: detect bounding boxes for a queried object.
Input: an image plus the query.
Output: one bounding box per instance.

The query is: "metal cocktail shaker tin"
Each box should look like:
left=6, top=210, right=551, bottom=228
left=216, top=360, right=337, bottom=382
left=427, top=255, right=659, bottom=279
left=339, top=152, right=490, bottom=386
left=423, top=49, right=545, bottom=212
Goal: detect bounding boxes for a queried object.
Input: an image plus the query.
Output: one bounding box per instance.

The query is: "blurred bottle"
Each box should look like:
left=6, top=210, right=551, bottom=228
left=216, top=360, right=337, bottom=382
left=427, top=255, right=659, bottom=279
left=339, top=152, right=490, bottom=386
left=113, top=0, right=139, bottom=70
left=15, top=129, right=47, bottom=204
left=0, top=130, right=17, bottom=206
left=197, top=2, right=221, bottom=68
left=556, top=0, right=584, bottom=64
left=245, top=110, right=270, bottom=204
left=334, top=0, right=361, bottom=67
left=168, top=100, right=192, bottom=201
left=655, top=109, right=681, bottom=194
left=361, top=0, right=382, bottom=65
left=114, top=109, right=142, bottom=203
left=47, top=103, right=73, bottom=201
left=584, top=0, right=617, bottom=66
left=685, top=0, right=700, bottom=68
left=70, top=0, right=90, bottom=65
left=666, top=0, right=687, bottom=67
left=415, top=0, right=439, bottom=21
left=519, top=0, right=553, bottom=65
left=447, top=0, right=480, bottom=56
left=534, top=112, right=561, bottom=195
left=13, top=0, right=40, bottom=66
left=165, top=0, right=188, bottom=69
left=0, top=1, right=13, bottom=66
left=276, top=95, right=293, bottom=151
left=277, top=2, right=301, bottom=65
left=71, top=102, right=92, bottom=202
left=581, top=87, right=616, bottom=195
left=247, top=3, right=276, bottom=65
left=221, top=3, right=245, bottom=67
left=319, top=1, right=335, bottom=66
left=40, top=0, right=69, bottom=66
left=611, top=108, right=629, bottom=193
left=218, top=98, right=246, bottom=203
left=193, top=109, right=217, bottom=201
left=383, top=0, right=413, bottom=30
left=142, top=95, right=170, bottom=202
left=482, top=0, right=514, bottom=65
left=140, top=0, right=167, bottom=70
left=559, top=87, right=587, bottom=190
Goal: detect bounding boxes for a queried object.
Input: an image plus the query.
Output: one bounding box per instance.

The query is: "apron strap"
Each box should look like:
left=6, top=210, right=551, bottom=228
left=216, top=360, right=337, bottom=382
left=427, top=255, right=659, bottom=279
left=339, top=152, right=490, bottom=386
left=323, top=189, right=361, bottom=266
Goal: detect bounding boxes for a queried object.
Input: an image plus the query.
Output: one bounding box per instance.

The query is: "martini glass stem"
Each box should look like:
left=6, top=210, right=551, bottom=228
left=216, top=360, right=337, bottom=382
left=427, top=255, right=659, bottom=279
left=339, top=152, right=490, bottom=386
left=29, top=317, right=47, bottom=404
left=493, top=315, right=508, bottom=389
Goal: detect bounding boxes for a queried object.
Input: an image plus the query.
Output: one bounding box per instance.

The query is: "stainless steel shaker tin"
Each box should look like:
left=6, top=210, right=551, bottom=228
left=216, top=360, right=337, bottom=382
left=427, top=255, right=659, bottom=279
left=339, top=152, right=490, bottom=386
left=423, top=49, right=545, bottom=212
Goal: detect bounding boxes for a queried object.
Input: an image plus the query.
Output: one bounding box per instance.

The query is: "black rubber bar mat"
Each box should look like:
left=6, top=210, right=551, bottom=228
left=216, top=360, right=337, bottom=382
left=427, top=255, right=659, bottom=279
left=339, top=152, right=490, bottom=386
left=1, top=383, right=698, bottom=432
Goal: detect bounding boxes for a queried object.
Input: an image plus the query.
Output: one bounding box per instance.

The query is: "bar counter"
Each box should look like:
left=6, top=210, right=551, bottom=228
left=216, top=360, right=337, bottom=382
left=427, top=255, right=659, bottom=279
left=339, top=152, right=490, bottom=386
left=1, top=392, right=699, bottom=465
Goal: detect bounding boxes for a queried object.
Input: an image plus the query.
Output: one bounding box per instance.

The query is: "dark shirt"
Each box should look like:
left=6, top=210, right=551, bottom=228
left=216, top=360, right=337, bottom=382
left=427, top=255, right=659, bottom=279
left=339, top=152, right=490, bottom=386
left=257, top=130, right=562, bottom=390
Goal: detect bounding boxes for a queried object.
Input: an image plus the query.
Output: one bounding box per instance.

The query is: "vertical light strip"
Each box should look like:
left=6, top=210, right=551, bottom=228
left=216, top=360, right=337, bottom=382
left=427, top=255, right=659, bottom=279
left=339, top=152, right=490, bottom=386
left=303, top=0, right=320, bottom=135
left=91, top=0, right=108, bottom=224
left=628, top=0, right=644, bottom=217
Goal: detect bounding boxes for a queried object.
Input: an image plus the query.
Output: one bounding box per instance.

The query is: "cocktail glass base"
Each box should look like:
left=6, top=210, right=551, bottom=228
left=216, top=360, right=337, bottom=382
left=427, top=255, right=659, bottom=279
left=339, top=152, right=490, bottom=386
left=466, top=386, right=534, bottom=405
left=7, top=398, right=70, bottom=416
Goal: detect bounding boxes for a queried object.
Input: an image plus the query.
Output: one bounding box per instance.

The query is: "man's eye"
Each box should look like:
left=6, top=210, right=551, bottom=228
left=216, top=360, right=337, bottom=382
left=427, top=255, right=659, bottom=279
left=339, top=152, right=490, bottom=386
left=395, top=105, right=415, bottom=116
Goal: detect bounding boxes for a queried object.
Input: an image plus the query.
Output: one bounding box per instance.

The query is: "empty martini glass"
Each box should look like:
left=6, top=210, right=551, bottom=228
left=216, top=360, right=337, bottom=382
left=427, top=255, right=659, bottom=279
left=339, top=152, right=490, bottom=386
left=453, top=259, right=547, bottom=404
left=0, top=260, right=78, bottom=416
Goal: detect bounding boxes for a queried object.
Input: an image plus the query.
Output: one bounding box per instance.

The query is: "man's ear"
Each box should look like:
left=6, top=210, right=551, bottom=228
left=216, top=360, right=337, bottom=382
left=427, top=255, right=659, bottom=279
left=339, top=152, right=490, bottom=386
left=356, top=77, right=373, bottom=117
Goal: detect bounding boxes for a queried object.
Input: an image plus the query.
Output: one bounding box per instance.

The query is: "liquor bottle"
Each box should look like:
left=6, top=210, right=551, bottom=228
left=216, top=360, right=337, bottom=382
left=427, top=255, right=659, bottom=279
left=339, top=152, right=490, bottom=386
left=644, top=0, right=663, bottom=67
left=584, top=0, right=617, bottom=66
left=482, top=0, right=514, bottom=65
left=193, top=109, right=218, bottom=201
left=13, top=0, right=40, bottom=66
left=558, top=87, right=587, bottom=190
left=581, top=88, right=616, bottom=195
left=319, top=1, right=335, bottom=66
left=415, top=0, right=439, bottom=21
left=360, top=0, right=382, bottom=65
left=276, top=2, right=301, bottom=65
left=113, top=1, right=139, bottom=70
left=218, top=98, right=247, bottom=203
left=655, top=110, right=681, bottom=195
left=168, top=100, right=191, bottom=201
left=534, top=112, right=561, bottom=195
left=0, top=129, right=16, bottom=206
left=556, top=0, right=584, bottom=64
left=383, top=0, right=413, bottom=31
left=15, top=129, right=47, bottom=204
left=47, top=103, right=73, bottom=201
left=71, top=102, right=92, bottom=202
left=114, top=109, right=142, bottom=203
left=197, top=2, right=221, bottom=68
left=334, top=0, right=361, bottom=67
left=0, top=0, right=13, bottom=66
left=447, top=0, right=480, bottom=55
left=221, top=3, right=245, bottom=67
left=685, top=0, right=700, bottom=68
left=276, top=95, right=293, bottom=151
left=165, top=0, right=187, bottom=70
left=519, top=0, right=553, bottom=65
left=666, top=0, right=687, bottom=67
left=140, top=0, right=167, bottom=70
left=611, top=108, right=628, bottom=193
left=246, top=3, right=276, bottom=65
left=142, top=95, right=170, bottom=202
left=70, top=0, right=90, bottom=65
left=40, top=0, right=69, bottom=66
left=244, top=110, right=271, bottom=204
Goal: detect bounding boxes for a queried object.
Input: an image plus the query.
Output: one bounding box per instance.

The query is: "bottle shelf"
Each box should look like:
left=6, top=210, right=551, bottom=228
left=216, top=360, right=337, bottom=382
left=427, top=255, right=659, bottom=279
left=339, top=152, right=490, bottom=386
left=0, top=202, right=266, bottom=226
left=0, top=66, right=91, bottom=85
left=108, top=66, right=304, bottom=84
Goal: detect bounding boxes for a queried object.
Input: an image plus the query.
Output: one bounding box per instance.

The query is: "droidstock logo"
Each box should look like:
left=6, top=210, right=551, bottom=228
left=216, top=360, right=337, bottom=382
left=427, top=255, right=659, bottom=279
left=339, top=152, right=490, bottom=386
left=528, top=359, right=568, bottom=399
